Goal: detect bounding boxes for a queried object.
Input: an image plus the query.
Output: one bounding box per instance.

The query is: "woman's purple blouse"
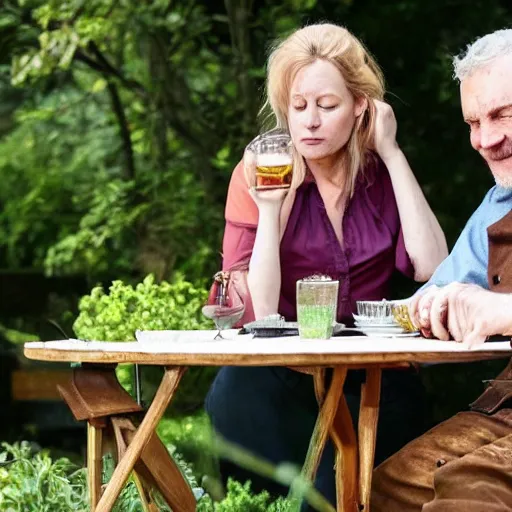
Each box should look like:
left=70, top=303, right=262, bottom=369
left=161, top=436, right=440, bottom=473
left=222, top=156, right=413, bottom=325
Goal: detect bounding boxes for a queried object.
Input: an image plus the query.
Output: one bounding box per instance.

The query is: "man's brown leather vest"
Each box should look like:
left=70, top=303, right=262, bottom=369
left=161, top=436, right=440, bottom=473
left=470, top=209, right=512, bottom=413
left=487, top=209, right=512, bottom=294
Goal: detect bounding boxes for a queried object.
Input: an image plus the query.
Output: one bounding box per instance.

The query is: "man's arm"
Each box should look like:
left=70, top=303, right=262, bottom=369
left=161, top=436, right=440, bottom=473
left=410, top=186, right=512, bottom=334
left=422, top=186, right=512, bottom=290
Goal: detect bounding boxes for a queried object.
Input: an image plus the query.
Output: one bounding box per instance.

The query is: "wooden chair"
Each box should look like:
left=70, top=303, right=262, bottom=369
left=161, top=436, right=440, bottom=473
left=57, top=365, right=196, bottom=511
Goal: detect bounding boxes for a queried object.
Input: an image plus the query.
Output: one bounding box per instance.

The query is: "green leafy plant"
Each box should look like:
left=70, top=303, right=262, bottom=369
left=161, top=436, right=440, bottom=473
left=72, top=273, right=216, bottom=413
left=73, top=273, right=211, bottom=342
left=0, top=439, right=203, bottom=511
left=197, top=480, right=298, bottom=512
left=0, top=440, right=298, bottom=512
left=157, top=411, right=219, bottom=483
left=0, top=441, right=87, bottom=511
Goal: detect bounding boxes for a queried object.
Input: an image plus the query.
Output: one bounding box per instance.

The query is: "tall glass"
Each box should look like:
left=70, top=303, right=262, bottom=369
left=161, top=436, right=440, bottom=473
left=247, top=129, right=293, bottom=190
left=296, top=278, right=339, bottom=339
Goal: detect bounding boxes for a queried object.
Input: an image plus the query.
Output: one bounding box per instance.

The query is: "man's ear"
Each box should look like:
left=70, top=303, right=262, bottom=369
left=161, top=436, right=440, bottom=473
left=355, top=96, right=368, bottom=118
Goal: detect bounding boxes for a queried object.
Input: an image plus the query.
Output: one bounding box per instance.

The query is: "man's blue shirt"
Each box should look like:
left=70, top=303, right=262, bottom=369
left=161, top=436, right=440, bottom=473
left=424, top=185, right=512, bottom=289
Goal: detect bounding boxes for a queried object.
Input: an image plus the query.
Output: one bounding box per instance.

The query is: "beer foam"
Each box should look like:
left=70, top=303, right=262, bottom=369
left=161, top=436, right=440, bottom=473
left=256, top=153, right=292, bottom=166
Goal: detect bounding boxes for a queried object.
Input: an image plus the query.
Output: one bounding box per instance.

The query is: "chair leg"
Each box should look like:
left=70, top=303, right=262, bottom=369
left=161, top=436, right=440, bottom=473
left=132, top=471, right=159, bottom=512
left=129, top=429, right=196, bottom=511
left=110, top=417, right=165, bottom=512
left=110, top=412, right=196, bottom=511
left=87, top=421, right=104, bottom=510
left=96, top=367, right=185, bottom=511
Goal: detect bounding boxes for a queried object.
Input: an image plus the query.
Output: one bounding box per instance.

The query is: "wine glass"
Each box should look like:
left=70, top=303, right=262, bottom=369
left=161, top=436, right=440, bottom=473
left=202, top=271, right=245, bottom=339
left=202, top=301, right=245, bottom=340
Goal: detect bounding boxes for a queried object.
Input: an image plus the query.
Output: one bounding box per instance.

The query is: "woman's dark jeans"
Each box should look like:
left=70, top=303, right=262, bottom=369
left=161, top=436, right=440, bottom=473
left=205, top=366, right=427, bottom=508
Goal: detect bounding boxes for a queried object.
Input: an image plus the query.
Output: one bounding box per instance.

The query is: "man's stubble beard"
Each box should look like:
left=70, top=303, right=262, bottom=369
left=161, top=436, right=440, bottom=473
left=483, top=138, right=512, bottom=189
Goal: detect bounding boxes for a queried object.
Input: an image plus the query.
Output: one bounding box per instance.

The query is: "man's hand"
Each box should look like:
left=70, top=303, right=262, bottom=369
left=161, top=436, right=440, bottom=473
left=443, top=283, right=512, bottom=348
left=409, top=285, right=441, bottom=338
left=411, top=283, right=512, bottom=348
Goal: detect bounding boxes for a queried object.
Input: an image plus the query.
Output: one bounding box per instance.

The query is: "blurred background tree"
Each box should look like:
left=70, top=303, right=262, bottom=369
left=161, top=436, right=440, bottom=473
left=1, top=0, right=510, bottom=283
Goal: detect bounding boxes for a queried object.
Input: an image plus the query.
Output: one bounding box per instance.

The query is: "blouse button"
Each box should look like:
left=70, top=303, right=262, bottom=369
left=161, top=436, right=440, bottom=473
left=493, top=274, right=501, bottom=285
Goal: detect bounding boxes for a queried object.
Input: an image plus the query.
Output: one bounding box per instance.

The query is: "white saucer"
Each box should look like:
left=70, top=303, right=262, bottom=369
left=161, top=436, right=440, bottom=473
left=358, top=330, right=420, bottom=338
left=354, top=323, right=403, bottom=332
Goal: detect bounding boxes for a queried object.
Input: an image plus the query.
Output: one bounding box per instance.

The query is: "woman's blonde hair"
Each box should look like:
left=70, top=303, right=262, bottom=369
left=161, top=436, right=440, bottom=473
left=259, top=23, right=385, bottom=196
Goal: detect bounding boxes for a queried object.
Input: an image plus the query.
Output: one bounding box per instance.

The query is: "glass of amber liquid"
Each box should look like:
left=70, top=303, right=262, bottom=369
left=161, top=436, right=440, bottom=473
left=248, top=129, right=293, bottom=190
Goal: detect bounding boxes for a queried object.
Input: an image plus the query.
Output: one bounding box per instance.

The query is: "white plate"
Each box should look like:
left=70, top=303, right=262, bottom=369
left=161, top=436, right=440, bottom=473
left=358, top=330, right=420, bottom=338
left=354, top=322, right=402, bottom=330
left=355, top=325, right=408, bottom=335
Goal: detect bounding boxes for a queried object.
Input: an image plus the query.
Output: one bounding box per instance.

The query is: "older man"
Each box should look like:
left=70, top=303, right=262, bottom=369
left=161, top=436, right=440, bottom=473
left=371, top=29, right=512, bottom=512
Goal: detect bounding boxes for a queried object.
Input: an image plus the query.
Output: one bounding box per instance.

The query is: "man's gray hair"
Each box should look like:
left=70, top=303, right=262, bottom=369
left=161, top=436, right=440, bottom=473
left=453, top=29, right=512, bottom=81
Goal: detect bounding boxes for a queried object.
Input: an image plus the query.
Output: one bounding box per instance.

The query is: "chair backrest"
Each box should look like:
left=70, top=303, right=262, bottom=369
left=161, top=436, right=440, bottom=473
left=58, top=366, right=142, bottom=421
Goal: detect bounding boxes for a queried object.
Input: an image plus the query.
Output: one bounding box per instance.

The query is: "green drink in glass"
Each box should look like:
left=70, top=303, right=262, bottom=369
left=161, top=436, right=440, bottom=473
left=296, top=276, right=339, bottom=339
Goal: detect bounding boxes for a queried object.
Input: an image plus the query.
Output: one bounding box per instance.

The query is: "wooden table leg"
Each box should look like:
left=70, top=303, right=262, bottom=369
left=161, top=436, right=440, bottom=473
left=87, top=421, right=104, bottom=509
left=358, top=368, right=382, bottom=512
left=95, top=366, right=186, bottom=512
left=313, top=369, right=327, bottom=405
left=313, top=368, right=358, bottom=511
left=332, top=392, right=359, bottom=512
left=302, top=367, right=347, bottom=485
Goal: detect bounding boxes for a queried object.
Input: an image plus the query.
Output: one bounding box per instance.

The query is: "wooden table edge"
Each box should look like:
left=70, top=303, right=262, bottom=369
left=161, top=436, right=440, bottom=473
left=24, top=346, right=512, bottom=367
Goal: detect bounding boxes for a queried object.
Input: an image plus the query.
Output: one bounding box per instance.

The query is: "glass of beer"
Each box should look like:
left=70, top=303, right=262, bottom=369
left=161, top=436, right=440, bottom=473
left=247, top=129, right=293, bottom=190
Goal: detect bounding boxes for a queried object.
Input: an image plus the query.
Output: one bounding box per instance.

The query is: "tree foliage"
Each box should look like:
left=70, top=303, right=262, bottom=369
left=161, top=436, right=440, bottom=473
left=0, top=0, right=322, bottom=282
left=1, top=0, right=511, bottom=284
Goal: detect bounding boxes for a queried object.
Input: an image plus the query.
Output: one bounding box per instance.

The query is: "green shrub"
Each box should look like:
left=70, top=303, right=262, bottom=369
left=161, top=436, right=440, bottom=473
left=197, top=480, right=298, bottom=512
left=0, top=441, right=87, bottom=511
left=0, top=441, right=297, bottom=512
left=73, top=273, right=211, bottom=342
left=72, top=273, right=217, bottom=413
left=158, top=411, right=219, bottom=482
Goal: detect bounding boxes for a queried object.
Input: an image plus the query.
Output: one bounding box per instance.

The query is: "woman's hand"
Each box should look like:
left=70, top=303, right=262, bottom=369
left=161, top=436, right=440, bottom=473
left=249, top=187, right=288, bottom=213
left=373, top=100, right=400, bottom=162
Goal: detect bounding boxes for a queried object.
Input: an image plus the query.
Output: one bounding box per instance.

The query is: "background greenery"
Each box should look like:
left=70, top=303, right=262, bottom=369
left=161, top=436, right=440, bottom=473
left=1, top=0, right=511, bottom=509
left=2, top=0, right=512, bottom=284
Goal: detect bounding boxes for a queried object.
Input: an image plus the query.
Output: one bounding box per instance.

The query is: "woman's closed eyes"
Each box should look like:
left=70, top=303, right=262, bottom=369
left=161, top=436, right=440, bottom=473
left=291, top=101, right=339, bottom=111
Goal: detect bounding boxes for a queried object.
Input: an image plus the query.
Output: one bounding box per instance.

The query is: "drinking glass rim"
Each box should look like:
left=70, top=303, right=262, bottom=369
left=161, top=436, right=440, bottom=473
left=248, top=128, right=292, bottom=151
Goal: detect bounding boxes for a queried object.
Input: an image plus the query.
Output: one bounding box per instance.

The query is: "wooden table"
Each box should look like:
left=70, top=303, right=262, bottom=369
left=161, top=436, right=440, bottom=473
left=24, top=332, right=512, bottom=512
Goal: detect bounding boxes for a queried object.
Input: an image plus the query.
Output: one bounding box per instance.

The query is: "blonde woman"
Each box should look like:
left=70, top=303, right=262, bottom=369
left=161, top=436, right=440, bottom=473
left=206, top=24, right=447, bottom=506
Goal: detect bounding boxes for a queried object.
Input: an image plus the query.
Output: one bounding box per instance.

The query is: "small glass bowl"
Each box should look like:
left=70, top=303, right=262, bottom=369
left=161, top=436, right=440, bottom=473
left=356, top=299, right=395, bottom=319
left=353, top=313, right=396, bottom=326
